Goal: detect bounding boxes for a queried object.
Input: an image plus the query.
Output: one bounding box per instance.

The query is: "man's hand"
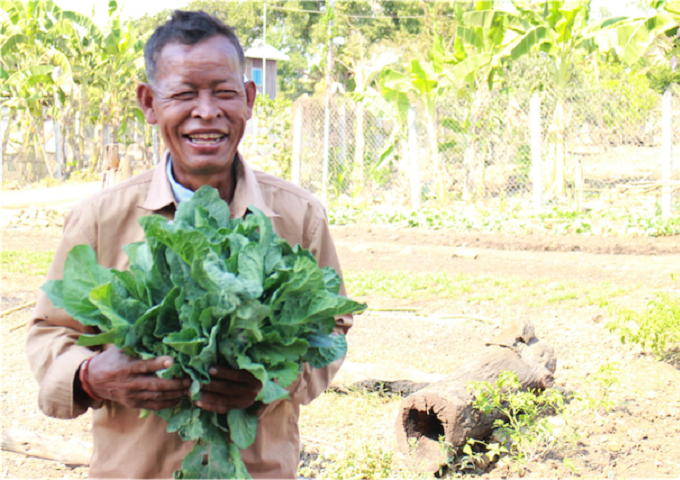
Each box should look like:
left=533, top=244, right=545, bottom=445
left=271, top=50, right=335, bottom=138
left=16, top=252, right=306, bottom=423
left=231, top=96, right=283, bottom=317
left=196, top=366, right=262, bottom=414
left=84, top=348, right=191, bottom=410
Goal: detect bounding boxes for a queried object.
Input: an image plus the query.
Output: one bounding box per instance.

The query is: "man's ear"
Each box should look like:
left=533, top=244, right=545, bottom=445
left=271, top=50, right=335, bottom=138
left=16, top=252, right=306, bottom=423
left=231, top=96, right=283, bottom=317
left=244, top=80, right=257, bottom=120
left=137, top=83, right=157, bottom=124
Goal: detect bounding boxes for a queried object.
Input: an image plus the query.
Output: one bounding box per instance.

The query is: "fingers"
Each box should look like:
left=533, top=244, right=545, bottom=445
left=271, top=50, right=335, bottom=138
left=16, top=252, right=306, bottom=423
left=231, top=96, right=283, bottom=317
left=130, top=375, right=191, bottom=393
left=207, top=365, right=259, bottom=384
left=129, top=356, right=175, bottom=375
left=196, top=368, right=263, bottom=413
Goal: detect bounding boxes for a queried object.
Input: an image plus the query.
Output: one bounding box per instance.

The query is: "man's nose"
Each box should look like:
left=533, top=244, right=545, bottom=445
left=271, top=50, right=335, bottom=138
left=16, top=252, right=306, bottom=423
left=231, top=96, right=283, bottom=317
left=192, top=91, right=222, bottom=119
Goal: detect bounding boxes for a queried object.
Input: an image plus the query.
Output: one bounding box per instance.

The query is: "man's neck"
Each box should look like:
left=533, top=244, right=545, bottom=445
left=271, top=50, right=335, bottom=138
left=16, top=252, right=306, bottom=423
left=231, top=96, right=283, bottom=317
left=170, top=155, right=239, bottom=204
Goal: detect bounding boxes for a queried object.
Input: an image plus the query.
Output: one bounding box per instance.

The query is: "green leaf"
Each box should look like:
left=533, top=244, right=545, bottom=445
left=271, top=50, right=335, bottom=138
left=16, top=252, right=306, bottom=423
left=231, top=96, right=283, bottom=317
left=176, top=440, right=248, bottom=479
left=321, top=267, right=342, bottom=295
left=303, top=334, right=347, bottom=369
left=76, top=330, right=119, bottom=347
left=60, top=245, right=114, bottom=326
left=450, top=53, right=492, bottom=81
left=227, top=409, right=258, bottom=449
left=1, top=34, right=27, bottom=57
left=41, top=280, right=64, bottom=309
left=163, top=328, right=206, bottom=356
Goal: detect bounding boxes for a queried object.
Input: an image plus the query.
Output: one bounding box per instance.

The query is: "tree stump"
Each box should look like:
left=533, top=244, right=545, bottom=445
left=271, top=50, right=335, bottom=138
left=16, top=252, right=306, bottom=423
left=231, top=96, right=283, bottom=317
left=395, top=319, right=556, bottom=473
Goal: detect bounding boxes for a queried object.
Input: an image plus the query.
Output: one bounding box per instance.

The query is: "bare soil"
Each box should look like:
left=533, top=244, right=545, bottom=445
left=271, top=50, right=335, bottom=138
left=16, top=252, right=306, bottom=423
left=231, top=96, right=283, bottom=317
left=2, top=220, right=679, bottom=478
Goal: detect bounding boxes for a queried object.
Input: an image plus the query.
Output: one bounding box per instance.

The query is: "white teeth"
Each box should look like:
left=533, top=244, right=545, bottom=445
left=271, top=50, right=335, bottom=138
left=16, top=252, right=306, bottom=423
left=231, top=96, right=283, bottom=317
left=187, top=133, right=225, bottom=145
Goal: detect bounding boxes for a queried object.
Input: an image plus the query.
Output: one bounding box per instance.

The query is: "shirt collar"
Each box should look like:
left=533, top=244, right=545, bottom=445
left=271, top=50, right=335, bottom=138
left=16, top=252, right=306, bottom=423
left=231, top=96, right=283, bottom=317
left=141, top=151, right=279, bottom=219
left=166, top=156, right=195, bottom=204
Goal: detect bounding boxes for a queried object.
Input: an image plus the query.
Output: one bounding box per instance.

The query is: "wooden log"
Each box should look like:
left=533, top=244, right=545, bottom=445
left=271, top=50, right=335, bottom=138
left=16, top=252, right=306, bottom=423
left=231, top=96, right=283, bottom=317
left=395, top=319, right=556, bottom=473
left=1, top=428, right=92, bottom=466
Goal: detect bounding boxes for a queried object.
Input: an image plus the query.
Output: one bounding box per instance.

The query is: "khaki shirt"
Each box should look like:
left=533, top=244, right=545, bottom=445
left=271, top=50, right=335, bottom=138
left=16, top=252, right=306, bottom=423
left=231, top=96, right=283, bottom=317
left=26, top=153, right=352, bottom=479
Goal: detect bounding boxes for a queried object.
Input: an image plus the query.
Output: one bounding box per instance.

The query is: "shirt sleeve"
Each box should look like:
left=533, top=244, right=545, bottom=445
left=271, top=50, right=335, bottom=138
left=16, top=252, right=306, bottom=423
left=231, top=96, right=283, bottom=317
left=290, top=206, right=354, bottom=406
left=25, top=206, right=103, bottom=419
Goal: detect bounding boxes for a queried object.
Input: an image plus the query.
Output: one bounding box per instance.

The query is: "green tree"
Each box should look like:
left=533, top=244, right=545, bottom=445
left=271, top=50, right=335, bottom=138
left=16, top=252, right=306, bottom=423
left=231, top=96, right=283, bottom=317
left=507, top=0, right=620, bottom=198
left=1, top=0, right=88, bottom=178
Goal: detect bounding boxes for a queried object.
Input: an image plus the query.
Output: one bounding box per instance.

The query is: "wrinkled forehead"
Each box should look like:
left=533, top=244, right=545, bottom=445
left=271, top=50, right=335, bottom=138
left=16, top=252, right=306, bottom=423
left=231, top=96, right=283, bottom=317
left=155, top=36, right=244, bottom=80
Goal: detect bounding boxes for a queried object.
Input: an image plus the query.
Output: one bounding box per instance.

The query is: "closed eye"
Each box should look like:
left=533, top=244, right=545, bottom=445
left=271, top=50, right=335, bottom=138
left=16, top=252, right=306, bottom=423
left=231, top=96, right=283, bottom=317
left=173, top=91, right=195, bottom=99
left=216, top=90, right=237, bottom=99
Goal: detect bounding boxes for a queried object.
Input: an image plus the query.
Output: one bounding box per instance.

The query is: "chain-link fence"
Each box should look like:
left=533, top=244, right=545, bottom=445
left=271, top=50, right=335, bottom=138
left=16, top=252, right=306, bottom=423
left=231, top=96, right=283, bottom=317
left=3, top=78, right=679, bottom=214
left=289, top=83, right=679, bottom=213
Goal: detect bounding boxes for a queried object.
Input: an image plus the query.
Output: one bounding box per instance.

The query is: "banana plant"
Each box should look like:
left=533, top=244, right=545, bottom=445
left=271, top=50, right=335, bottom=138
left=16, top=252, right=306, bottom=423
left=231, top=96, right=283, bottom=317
left=1, top=0, right=83, bottom=178
left=503, top=0, right=624, bottom=198
left=339, top=34, right=399, bottom=192
left=380, top=32, right=459, bottom=204
left=90, top=1, right=145, bottom=163
left=451, top=1, right=538, bottom=201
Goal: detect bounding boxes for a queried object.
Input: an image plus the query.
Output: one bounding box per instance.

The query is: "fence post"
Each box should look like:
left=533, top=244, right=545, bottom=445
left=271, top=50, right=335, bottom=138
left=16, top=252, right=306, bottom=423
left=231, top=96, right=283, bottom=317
left=408, top=105, right=420, bottom=210
left=292, top=105, right=302, bottom=186
left=152, top=125, right=159, bottom=166
left=322, top=98, right=331, bottom=203
left=530, top=93, right=542, bottom=210
left=1, top=108, right=5, bottom=177
left=52, top=106, right=64, bottom=180
left=662, top=88, right=673, bottom=219
left=339, top=103, right=346, bottom=166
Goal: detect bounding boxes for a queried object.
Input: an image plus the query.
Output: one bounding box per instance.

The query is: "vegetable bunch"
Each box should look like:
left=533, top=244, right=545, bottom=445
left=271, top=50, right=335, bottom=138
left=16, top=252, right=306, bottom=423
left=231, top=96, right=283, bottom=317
left=42, top=186, right=365, bottom=479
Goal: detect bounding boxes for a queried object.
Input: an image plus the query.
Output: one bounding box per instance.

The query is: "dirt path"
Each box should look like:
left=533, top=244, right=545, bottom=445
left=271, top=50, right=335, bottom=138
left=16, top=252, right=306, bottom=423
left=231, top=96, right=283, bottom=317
left=1, top=182, right=100, bottom=228
left=2, top=223, right=679, bottom=479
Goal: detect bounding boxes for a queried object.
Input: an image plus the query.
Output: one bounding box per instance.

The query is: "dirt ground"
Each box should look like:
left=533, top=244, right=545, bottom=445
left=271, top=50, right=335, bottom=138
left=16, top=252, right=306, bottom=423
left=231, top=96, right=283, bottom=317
left=2, top=219, right=680, bottom=478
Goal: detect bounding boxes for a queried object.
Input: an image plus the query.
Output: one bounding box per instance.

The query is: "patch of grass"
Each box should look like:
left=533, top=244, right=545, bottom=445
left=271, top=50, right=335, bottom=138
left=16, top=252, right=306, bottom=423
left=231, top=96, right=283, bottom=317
left=299, top=388, right=401, bottom=440
left=345, top=271, right=630, bottom=307
left=328, top=202, right=680, bottom=236
left=298, top=389, right=426, bottom=479
left=301, top=442, right=395, bottom=480
left=607, top=291, right=680, bottom=360
left=1, top=250, right=54, bottom=276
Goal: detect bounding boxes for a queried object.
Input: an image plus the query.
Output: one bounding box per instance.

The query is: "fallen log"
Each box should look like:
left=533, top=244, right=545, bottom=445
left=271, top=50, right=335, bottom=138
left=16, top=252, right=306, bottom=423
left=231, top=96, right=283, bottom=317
left=1, top=428, right=92, bottom=466
left=395, top=319, right=556, bottom=473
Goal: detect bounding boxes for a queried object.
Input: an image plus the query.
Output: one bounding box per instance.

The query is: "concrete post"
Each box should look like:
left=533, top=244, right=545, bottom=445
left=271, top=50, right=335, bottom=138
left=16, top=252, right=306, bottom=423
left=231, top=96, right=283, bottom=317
left=408, top=105, right=420, bottom=210
left=662, top=88, right=673, bottom=218
left=292, top=105, right=302, bottom=186
left=530, top=93, right=542, bottom=210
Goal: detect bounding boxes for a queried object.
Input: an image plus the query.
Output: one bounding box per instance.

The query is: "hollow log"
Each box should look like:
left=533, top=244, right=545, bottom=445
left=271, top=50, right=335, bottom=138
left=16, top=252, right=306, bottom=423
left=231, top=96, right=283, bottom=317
left=1, top=428, right=92, bottom=466
left=395, top=319, right=556, bottom=473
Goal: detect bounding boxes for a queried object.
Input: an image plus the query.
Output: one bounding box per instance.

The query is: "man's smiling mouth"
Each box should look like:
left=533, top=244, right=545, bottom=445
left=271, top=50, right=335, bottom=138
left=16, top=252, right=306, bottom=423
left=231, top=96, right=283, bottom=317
left=184, top=133, right=226, bottom=145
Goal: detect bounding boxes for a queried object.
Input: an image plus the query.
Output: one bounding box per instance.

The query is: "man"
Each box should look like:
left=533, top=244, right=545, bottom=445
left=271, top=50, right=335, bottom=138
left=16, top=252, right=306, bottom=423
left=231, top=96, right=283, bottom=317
left=26, top=11, right=351, bottom=479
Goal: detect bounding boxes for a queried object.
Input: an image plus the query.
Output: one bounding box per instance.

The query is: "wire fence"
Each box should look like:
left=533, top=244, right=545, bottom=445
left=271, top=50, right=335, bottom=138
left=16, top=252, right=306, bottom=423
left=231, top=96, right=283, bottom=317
left=3, top=82, right=679, bottom=215
left=285, top=85, right=679, bottom=214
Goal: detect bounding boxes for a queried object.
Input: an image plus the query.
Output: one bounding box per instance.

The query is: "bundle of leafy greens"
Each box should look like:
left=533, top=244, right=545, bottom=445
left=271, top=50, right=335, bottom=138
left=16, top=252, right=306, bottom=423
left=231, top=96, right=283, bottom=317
left=42, top=186, right=365, bottom=479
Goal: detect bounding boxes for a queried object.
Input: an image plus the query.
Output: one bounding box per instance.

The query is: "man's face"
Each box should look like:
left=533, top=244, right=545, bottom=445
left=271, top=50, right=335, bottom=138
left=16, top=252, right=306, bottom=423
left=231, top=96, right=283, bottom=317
left=138, top=36, right=256, bottom=180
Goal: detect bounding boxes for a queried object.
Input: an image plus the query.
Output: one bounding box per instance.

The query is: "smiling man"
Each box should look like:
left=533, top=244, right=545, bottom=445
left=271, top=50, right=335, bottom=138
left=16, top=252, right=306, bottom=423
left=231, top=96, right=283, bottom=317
left=26, top=11, right=351, bottom=479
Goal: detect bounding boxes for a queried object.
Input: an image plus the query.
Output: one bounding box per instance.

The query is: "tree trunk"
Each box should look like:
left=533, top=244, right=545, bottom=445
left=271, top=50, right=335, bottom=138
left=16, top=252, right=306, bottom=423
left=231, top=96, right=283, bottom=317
left=25, top=108, right=54, bottom=178
left=395, top=319, right=556, bottom=474
left=2, top=108, right=16, bottom=154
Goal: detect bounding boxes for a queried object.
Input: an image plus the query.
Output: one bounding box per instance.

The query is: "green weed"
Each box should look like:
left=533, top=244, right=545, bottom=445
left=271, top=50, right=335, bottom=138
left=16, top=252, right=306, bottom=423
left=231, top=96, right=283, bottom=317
left=607, top=291, right=680, bottom=360
left=328, top=203, right=680, bottom=237
left=301, top=442, right=394, bottom=480
left=458, top=364, right=620, bottom=474
left=467, top=372, right=570, bottom=469
left=1, top=250, right=54, bottom=276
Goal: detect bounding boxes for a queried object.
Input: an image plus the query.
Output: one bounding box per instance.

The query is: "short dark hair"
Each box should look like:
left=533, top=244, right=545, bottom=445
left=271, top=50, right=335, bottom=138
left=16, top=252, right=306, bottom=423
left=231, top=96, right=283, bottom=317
left=144, top=10, right=245, bottom=87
